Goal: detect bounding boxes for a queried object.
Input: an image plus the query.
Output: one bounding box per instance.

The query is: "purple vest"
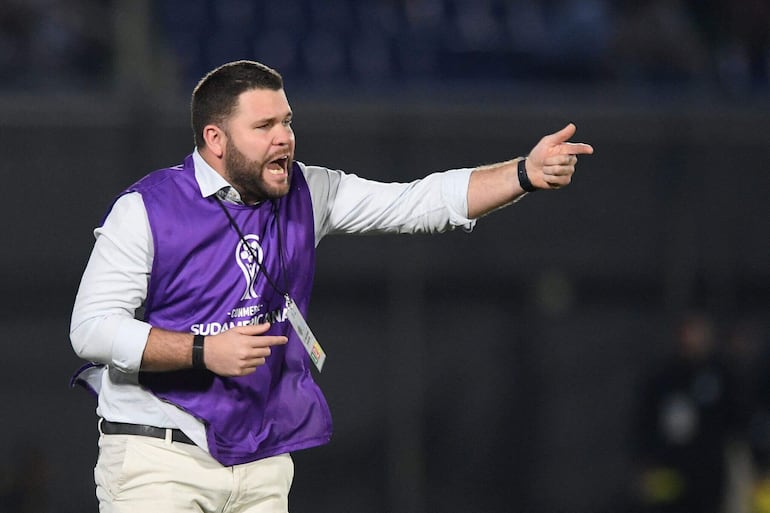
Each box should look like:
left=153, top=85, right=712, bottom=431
left=122, top=155, right=331, bottom=465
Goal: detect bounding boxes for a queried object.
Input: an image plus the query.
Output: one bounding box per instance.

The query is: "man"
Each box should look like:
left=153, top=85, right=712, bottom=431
left=70, top=60, right=593, bottom=512
left=634, top=312, right=739, bottom=513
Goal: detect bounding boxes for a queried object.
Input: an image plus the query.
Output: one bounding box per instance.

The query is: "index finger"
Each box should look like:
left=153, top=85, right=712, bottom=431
left=252, top=335, right=289, bottom=348
left=552, top=142, right=594, bottom=156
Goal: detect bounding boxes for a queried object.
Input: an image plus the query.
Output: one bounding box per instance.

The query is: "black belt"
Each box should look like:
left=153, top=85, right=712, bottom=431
left=100, top=420, right=195, bottom=445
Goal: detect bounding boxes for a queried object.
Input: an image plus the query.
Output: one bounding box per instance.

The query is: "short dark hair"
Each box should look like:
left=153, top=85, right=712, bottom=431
left=191, top=60, right=284, bottom=148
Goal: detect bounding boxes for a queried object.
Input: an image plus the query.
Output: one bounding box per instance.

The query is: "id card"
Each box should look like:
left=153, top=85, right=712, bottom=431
left=285, top=295, right=327, bottom=372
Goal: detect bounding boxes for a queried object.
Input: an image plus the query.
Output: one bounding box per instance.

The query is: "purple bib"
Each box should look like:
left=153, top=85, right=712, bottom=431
left=126, top=155, right=331, bottom=465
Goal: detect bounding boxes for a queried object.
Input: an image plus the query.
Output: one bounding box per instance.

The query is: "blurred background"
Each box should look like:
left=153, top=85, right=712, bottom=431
left=1, top=0, right=768, bottom=512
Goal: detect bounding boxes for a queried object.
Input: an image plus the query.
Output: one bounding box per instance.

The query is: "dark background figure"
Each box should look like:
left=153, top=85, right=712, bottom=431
left=633, top=312, right=740, bottom=513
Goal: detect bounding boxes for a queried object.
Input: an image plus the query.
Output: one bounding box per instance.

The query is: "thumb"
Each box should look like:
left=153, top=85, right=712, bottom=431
left=541, top=123, right=576, bottom=146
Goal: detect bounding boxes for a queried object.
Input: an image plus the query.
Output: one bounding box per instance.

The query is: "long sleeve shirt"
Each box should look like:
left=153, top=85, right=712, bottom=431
left=70, top=149, right=476, bottom=451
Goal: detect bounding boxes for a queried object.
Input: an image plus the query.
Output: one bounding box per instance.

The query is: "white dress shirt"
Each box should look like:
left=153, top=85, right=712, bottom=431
left=70, top=149, right=476, bottom=450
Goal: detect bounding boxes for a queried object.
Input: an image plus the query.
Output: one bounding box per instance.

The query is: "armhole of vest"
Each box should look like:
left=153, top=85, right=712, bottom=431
left=140, top=190, right=160, bottom=315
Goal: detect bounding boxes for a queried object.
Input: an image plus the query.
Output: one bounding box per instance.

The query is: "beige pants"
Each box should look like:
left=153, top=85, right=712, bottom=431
left=94, top=431, right=294, bottom=513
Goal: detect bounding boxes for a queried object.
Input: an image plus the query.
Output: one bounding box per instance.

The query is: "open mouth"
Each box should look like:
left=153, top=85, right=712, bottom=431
left=266, top=155, right=289, bottom=175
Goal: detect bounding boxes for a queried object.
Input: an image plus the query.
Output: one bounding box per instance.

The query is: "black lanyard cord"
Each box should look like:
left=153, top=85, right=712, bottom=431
left=271, top=199, right=290, bottom=296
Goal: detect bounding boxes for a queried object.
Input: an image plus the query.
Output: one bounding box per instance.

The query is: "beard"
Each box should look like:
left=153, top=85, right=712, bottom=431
left=224, top=137, right=291, bottom=203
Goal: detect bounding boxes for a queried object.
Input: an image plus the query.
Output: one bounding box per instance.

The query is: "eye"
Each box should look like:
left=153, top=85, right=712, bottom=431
left=282, top=117, right=293, bottom=127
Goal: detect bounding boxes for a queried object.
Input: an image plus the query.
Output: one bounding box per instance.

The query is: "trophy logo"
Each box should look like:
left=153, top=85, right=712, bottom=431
left=235, top=234, right=264, bottom=300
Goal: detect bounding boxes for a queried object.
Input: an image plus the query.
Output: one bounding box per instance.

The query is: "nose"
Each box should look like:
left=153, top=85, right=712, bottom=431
left=273, top=124, right=294, bottom=146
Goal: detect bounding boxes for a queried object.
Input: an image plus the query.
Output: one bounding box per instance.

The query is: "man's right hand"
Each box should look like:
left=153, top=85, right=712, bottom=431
left=203, top=323, right=288, bottom=376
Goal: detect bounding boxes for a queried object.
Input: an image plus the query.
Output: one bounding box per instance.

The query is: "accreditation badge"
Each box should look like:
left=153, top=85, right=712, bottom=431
left=284, top=295, right=327, bottom=372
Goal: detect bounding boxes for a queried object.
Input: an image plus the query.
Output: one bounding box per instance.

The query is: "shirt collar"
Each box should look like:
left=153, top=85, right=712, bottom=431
left=192, top=149, right=245, bottom=204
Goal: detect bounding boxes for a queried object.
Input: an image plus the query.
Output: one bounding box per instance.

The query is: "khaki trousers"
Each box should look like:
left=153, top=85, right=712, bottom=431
left=94, top=431, right=294, bottom=513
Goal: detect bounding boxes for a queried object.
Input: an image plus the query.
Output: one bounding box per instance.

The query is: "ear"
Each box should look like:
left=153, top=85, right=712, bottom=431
left=202, top=124, right=226, bottom=158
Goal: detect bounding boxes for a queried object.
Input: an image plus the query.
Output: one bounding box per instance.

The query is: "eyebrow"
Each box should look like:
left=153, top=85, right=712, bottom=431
left=253, top=111, right=292, bottom=125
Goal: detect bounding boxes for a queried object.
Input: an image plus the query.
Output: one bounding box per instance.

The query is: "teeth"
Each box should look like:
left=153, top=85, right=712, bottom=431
left=267, top=159, right=286, bottom=175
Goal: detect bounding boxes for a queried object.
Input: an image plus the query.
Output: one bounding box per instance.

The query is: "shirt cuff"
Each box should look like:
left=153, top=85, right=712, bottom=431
left=441, top=167, right=477, bottom=232
left=108, top=316, right=152, bottom=373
